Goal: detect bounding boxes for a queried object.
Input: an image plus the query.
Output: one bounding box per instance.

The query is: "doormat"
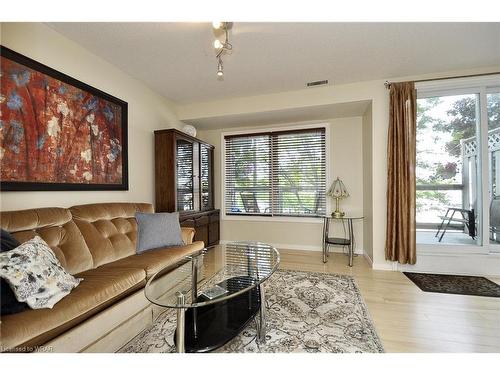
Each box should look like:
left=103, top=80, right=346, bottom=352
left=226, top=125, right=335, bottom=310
left=403, top=272, right=500, bottom=297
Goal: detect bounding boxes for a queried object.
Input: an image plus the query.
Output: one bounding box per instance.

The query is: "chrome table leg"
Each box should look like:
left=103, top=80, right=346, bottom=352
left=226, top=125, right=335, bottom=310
left=348, top=218, right=354, bottom=267
left=176, top=291, right=186, bottom=353
left=322, top=217, right=328, bottom=263
left=256, top=283, right=266, bottom=343
left=191, top=256, right=198, bottom=338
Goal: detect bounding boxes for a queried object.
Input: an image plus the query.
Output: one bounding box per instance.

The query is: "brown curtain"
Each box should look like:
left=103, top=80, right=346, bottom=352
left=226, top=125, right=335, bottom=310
left=385, top=81, right=417, bottom=265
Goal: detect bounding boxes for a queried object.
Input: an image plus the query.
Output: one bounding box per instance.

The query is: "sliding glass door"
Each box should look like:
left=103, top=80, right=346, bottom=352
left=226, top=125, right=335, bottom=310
left=487, top=90, right=500, bottom=248
left=416, top=93, right=481, bottom=246
left=416, top=77, right=500, bottom=253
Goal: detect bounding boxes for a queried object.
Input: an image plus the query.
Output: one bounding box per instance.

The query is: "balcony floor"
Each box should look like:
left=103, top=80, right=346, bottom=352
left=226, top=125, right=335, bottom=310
left=416, top=229, right=477, bottom=245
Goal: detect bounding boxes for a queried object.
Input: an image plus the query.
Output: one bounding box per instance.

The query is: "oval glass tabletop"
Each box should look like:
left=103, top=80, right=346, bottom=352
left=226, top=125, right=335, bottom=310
left=145, top=241, right=280, bottom=309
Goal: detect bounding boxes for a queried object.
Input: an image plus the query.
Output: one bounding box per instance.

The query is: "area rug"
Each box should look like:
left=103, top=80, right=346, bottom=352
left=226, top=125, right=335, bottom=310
left=119, top=269, right=384, bottom=353
left=403, top=272, right=500, bottom=298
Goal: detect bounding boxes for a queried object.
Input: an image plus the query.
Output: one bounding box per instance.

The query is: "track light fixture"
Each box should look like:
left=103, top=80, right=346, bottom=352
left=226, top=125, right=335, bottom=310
left=217, top=58, right=224, bottom=77
left=213, top=39, right=224, bottom=49
left=212, top=21, right=223, bottom=30
left=212, top=22, right=233, bottom=77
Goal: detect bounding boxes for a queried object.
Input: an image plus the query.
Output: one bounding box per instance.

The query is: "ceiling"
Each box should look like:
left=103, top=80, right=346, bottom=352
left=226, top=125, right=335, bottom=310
left=185, top=100, right=371, bottom=130
left=47, top=22, right=500, bottom=104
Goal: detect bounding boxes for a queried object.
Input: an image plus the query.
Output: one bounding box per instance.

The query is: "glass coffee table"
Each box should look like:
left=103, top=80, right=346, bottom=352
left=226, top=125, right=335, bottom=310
left=144, top=242, right=280, bottom=353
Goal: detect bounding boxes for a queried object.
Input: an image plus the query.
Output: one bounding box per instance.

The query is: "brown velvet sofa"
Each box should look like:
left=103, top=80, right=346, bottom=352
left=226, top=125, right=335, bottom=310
left=0, top=202, right=205, bottom=352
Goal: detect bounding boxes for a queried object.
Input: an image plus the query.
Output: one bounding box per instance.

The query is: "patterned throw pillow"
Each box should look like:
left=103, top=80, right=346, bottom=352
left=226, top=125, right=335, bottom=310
left=1, top=229, right=29, bottom=315
left=0, top=236, right=83, bottom=309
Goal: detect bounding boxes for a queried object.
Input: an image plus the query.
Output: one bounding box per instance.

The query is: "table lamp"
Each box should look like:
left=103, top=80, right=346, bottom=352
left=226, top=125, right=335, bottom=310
left=327, top=177, right=349, bottom=218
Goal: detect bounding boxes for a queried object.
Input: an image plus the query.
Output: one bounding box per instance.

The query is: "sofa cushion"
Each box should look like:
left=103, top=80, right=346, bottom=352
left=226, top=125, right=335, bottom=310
left=136, top=212, right=184, bottom=254
left=70, top=203, right=154, bottom=267
left=109, top=241, right=205, bottom=279
left=0, top=264, right=146, bottom=350
left=0, top=207, right=94, bottom=275
left=180, top=227, right=195, bottom=245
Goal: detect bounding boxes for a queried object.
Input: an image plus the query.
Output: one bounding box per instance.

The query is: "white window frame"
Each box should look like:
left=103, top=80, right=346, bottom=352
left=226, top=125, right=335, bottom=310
left=416, top=75, right=500, bottom=255
left=221, top=122, right=331, bottom=223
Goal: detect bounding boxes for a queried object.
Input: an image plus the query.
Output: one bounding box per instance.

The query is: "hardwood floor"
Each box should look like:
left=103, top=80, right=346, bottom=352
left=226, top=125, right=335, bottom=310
left=277, top=248, right=500, bottom=353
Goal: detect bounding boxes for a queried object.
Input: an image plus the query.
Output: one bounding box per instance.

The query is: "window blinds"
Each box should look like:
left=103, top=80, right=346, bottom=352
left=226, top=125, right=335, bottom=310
left=224, top=128, right=326, bottom=217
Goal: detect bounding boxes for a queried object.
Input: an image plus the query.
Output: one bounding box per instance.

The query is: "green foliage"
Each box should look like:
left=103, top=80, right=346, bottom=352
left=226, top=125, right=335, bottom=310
left=430, top=95, right=500, bottom=158
left=431, top=97, right=476, bottom=157
left=433, top=162, right=458, bottom=181
left=488, top=93, right=500, bottom=130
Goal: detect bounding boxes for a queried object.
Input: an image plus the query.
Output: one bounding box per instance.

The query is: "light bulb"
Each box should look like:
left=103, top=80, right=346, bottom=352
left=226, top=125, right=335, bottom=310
left=212, top=21, right=223, bottom=29
left=213, top=39, right=224, bottom=49
left=217, top=58, right=224, bottom=77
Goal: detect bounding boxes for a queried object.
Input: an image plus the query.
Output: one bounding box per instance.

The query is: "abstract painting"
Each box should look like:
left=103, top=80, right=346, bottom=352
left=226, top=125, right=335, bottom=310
left=0, top=46, right=128, bottom=191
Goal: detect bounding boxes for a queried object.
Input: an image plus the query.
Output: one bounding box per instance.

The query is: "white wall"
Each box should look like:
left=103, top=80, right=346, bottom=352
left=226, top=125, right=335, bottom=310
left=198, top=117, right=364, bottom=253
left=179, top=65, right=500, bottom=270
left=181, top=79, right=390, bottom=266
left=0, top=23, right=184, bottom=211
left=362, top=104, right=373, bottom=264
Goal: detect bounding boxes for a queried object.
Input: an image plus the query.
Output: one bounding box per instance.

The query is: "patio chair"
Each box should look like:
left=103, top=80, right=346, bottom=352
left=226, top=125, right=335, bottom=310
left=435, top=207, right=476, bottom=242
left=240, top=192, right=270, bottom=213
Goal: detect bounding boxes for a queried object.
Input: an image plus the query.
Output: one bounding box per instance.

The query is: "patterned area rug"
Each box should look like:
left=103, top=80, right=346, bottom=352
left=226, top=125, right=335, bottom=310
left=404, top=272, right=500, bottom=298
left=120, top=269, right=384, bottom=353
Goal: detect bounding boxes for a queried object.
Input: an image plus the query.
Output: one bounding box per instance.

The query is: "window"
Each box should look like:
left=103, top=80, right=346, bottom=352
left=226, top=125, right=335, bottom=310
left=415, top=75, right=500, bottom=251
left=224, top=128, right=326, bottom=217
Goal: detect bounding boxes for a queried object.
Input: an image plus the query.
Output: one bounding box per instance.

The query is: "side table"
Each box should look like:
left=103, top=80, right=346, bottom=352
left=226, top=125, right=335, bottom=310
left=322, top=216, right=364, bottom=266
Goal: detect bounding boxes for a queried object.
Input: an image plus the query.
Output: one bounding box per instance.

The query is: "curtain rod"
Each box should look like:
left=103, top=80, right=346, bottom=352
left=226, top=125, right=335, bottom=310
left=384, top=71, right=500, bottom=89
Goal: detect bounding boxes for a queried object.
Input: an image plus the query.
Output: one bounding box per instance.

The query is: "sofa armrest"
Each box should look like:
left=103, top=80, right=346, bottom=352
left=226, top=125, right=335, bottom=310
left=181, top=227, right=195, bottom=245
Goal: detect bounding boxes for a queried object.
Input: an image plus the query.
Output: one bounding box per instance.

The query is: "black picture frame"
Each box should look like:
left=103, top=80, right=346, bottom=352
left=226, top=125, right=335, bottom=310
left=0, top=45, right=128, bottom=191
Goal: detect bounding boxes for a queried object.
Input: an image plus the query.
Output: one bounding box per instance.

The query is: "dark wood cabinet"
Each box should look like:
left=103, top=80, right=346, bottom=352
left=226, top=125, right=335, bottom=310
left=154, top=128, right=219, bottom=247
left=179, top=210, right=220, bottom=247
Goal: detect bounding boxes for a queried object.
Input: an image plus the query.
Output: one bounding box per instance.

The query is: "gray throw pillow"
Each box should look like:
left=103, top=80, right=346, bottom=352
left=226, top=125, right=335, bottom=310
left=135, top=212, right=184, bottom=254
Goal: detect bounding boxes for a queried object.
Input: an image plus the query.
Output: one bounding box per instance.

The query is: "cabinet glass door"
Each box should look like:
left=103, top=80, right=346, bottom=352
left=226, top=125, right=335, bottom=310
left=200, top=144, right=213, bottom=210
left=177, top=139, right=194, bottom=211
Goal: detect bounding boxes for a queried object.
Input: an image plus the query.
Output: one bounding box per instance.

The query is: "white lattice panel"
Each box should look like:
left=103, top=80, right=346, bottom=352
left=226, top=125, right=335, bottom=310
left=463, top=139, right=477, bottom=157
left=462, top=128, right=500, bottom=157
left=489, top=128, right=500, bottom=152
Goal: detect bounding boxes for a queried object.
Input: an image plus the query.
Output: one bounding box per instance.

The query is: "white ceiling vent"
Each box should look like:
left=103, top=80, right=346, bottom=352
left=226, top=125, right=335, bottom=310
left=306, top=79, right=329, bottom=87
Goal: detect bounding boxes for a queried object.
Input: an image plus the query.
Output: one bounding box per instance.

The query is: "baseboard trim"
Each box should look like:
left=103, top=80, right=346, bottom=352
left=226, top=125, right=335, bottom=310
left=395, top=252, right=500, bottom=277
left=372, top=261, right=397, bottom=271
left=363, top=252, right=373, bottom=267
left=219, top=240, right=364, bottom=255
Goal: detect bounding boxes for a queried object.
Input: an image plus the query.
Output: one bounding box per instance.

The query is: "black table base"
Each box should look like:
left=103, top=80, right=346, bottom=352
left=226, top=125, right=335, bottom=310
left=173, top=276, right=261, bottom=353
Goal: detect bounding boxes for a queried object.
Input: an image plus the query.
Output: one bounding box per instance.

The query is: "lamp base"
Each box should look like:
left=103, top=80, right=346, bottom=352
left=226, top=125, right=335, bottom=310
left=332, top=211, right=345, bottom=218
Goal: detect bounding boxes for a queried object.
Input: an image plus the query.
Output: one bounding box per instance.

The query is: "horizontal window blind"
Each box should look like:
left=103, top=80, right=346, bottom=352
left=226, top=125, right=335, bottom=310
left=225, top=134, right=271, bottom=215
left=224, top=128, right=326, bottom=217
left=272, top=129, right=326, bottom=216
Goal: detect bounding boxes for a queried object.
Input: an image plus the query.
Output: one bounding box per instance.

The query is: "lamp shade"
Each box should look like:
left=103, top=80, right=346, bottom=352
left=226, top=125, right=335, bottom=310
left=327, top=177, right=349, bottom=199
